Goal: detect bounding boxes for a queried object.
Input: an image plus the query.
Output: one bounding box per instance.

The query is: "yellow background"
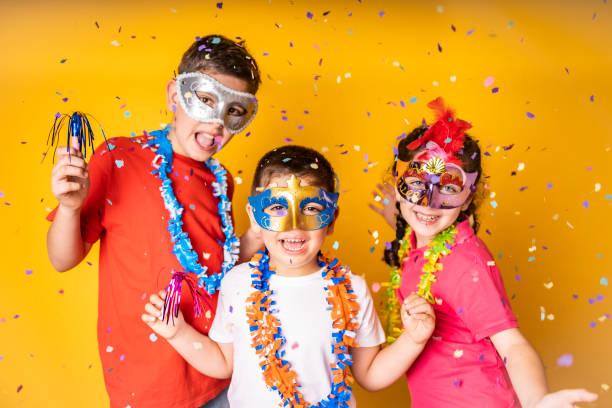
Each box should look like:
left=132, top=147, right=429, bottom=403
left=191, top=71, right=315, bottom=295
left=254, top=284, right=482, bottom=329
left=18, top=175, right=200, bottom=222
left=1, top=0, right=610, bottom=406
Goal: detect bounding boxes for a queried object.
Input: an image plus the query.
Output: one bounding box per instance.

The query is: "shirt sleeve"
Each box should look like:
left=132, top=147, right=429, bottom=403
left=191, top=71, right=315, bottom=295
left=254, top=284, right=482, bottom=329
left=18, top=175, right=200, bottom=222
left=353, top=274, right=386, bottom=348
left=209, top=277, right=235, bottom=344
left=46, top=140, right=113, bottom=245
left=446, top=253, right=518, bottom=341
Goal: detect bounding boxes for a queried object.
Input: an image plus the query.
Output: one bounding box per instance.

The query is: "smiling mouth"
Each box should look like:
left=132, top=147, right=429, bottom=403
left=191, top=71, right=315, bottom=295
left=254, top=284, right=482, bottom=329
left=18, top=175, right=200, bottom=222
left=415, top=211, right=440, bottom=223
left=280, top=238, right=306, bottom=253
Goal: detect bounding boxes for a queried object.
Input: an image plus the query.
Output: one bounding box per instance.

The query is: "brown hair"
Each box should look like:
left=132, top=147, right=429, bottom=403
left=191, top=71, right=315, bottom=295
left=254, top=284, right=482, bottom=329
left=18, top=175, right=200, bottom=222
left=178, top=34, right=261, bottom=94
left=251, top=145, right=336, bottom=195
left=383, top=126, right=484, bottom=268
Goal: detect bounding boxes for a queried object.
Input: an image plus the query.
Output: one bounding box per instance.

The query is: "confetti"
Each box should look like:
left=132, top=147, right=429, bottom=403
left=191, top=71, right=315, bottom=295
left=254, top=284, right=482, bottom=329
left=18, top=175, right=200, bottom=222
left=483, top=76, right=495, bottom=87
left=115, top=160, right=124, bottom=168
left=332, top=241, right=339, bottom=250
left=526, top=112, right=535, bottom=119
left=106, top=346, right=114, bottom=352
left=371, top=282, right=381, bottom=293
left=110, top=40, right=120, bottom=47
left=601, top=277, right=608, bottom=286
left=582, top=200, right=589, bottom=209
left=149, top=333, right=158, bottom=342
left=556, top=354, right=573, bottom=367
left=453, top=349, right=463, bottom=358
left=25, top=269, right=33, bottom=275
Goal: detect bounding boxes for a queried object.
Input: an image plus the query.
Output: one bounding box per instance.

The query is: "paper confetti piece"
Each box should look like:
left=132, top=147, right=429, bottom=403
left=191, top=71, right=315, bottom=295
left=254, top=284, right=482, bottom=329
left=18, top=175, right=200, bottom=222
left=483, top=76, right=495, bottom=87
left=453, top=349, right=463, bottom=358
left=526, top=112, right=535, bottom=119
left=332, top=241, right=339, bottom=250
left=149, top=333, right=158, bottom=342
left=26, top=269, right=33, bottom=275
left=601, top=277, right=608, bottom=286
left=371, top=282, right=381, bottom=293
left=110, top=40, right=120, bottom=47
left=106, top=346, right=114, bottom=352
left=115, top=160, right=124, bottom=168
left=556, top=354, right=573, bottom=367
left=582, top=200, right=589, bottom=209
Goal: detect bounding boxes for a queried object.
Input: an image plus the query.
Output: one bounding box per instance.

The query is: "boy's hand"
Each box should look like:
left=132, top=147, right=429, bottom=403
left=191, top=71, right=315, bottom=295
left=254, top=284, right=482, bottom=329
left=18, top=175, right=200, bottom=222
left=400, top=294, right=435, bottom=345
left=534, top=389, right=598, bottom=408
left=368, top=182, right=398, bottom=229
left=51, top=136, right=90, bottom=212
left=142, top=290, right=184, bottom=340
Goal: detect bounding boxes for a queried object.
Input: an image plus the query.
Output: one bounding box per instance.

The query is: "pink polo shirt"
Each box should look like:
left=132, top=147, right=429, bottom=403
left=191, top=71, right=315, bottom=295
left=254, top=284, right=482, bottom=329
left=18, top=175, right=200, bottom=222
left=398, top=220, right=520, bottom=407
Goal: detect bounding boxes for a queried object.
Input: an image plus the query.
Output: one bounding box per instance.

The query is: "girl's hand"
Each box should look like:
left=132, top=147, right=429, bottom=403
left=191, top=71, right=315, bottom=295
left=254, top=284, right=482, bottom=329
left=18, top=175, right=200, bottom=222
left=400, top=294, right=435, bottom=345
left=534, top=389, right=598, bottom=408
left=51, top=136, right=90, bottom=213
left=141, top=290, right=184, bottom=340
left=368, top=182, right=398, bottom=229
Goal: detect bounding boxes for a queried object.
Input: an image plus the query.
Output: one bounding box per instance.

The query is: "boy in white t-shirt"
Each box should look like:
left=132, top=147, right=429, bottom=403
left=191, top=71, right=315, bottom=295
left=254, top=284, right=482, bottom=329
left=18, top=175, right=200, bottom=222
left=143, top=145, right=435, bottom=407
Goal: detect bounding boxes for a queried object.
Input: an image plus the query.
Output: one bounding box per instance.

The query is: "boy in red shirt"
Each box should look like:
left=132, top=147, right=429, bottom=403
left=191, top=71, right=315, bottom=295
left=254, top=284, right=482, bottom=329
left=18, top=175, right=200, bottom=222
left=46, top=35, right=262, bottom=408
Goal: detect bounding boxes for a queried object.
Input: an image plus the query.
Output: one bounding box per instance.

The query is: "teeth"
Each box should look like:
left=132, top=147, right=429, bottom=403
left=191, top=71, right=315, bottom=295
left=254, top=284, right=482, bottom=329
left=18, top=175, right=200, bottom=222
left=283, top=239, right=305, bottom=243
left=416, top=213, right=439, bottom=222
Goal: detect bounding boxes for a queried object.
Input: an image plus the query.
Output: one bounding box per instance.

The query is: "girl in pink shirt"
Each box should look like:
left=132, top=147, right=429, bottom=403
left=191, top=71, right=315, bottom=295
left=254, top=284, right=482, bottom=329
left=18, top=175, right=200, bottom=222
left=375, top=97, right=598, bottom=408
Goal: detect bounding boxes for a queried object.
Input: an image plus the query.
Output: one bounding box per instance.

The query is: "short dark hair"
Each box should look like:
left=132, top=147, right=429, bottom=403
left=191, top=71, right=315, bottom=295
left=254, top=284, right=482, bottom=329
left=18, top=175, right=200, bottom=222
left=178, top=34, right=261, bottom=94
left=251, top=145, right=336, bottom=195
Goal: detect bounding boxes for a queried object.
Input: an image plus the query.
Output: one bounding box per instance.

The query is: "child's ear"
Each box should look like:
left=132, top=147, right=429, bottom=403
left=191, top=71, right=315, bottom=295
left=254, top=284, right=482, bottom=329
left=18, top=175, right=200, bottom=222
left=326, top=208, right=340, bottom=236
left=246, top=203, right=262, bottom=234
left=166, top=79, right=178, bottom=112
left=460, top=197, right=473, bottom=211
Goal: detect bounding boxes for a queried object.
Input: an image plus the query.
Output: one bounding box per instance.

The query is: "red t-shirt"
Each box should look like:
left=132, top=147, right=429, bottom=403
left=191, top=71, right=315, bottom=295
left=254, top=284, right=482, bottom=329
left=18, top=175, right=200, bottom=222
left=48, top=135, right=232, bottom=408
left=398, top=220, right=520, bottom=408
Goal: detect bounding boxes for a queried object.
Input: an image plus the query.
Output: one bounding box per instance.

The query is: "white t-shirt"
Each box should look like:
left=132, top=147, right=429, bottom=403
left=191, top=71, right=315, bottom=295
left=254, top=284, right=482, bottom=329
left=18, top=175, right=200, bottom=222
left=209, top=261, right=385, bottom=408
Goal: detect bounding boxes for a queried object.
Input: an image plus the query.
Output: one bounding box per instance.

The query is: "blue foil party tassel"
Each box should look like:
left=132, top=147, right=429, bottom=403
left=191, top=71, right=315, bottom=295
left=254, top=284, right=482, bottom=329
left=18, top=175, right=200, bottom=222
left=45, top=111, right=109, bottom=163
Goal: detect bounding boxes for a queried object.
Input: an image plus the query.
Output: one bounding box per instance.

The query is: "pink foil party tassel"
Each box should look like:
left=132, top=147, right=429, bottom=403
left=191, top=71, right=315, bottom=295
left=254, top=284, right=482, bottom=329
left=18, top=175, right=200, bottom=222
left=162, top=271, right=212, bottom=325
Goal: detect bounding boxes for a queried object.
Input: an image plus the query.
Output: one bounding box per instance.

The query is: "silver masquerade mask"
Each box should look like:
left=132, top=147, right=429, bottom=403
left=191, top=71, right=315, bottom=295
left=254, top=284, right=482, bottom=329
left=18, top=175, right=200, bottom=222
left=176, top=72, right=258, bottom=135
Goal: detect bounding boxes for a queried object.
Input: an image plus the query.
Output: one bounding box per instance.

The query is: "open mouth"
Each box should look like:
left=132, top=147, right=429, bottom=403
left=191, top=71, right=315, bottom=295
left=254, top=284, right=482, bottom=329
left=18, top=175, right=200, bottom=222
left=195, top=131, right=217, bottom=151
left=415, top=211, right=441, bottom=224
left=280, top=238, right=307, bottom=253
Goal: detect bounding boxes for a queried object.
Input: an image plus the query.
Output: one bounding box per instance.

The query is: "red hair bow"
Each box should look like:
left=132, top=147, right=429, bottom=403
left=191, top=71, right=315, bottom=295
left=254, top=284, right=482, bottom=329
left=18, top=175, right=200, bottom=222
left=407, top=97, right=472, bottom=156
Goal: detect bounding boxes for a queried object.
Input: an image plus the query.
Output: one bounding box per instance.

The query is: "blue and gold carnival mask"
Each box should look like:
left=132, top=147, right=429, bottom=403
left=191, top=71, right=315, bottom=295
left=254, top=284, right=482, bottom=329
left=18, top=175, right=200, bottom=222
left=248, top=175, right=339, bottom=232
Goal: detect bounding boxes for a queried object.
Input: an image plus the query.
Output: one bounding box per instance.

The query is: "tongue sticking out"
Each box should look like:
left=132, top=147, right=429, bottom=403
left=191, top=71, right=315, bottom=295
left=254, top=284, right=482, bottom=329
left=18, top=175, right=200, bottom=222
left=195, top=132, right=215, bottom=148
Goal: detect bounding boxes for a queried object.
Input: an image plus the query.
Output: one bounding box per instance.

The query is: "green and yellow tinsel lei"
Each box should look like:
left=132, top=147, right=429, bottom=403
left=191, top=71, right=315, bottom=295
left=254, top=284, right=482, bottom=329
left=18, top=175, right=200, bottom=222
left=382, top=223, right=458, bottom=343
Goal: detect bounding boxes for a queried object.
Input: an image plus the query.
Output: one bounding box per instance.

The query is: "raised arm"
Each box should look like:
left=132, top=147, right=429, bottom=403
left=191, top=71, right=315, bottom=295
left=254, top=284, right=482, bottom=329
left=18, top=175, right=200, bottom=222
left=47, top=136, right=92, bottom=271
left=142, top=291, right=233, bottom=379
left=351, top=294, right=434, bottom=391
left=491, top=328, right=598, bottom=408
